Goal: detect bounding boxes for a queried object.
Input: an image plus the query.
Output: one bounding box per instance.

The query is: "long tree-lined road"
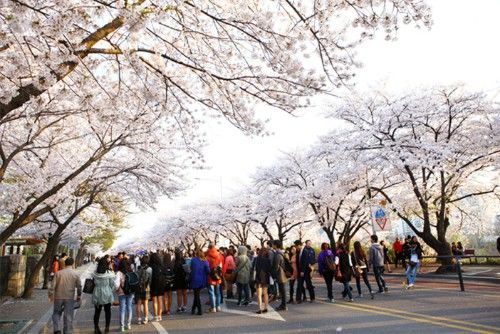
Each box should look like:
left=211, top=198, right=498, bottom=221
left=37, top=268, right=500, bottom=334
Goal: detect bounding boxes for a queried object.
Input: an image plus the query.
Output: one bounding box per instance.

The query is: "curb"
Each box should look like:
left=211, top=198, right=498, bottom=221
left=381, top=272, right=500, bottom=285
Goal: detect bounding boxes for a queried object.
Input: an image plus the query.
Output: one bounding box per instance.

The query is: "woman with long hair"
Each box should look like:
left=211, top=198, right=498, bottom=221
left=254, top=247, right=272, bottom=314
left=135, top=256, right=152, bottom=324
left=173, top=249, right=188, bottom=313
left=149, top=252, right=165, bottom=322
left=337, top=243, right=354, bottom=302
left=190, top=249, right=209, bottom=315
left=115, top=258, right=134, bottom=331
left=224, top=248, right=236, bottom=299
left=317, top=242, right=336, bottom=303
left=92, top=256, right=115, bottom=333
left=352, top=241, right=374, bottom=299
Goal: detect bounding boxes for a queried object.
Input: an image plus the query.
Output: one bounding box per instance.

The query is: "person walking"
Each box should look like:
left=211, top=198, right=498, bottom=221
left=48, top=257, right=81, bottom=334
left=381, top=241, right=392, bottom=273
left=254, top=247, right=272, bottom=314
left=351, top=241, right=374, bottom=299
left=115, top=259, right=134, bottom=332
left=135, top=256, right=152, bottom=324
left=369, top=235, right=388, bottom=293
left=235, top=245, right=251, bottom=306
left=190, top=249, right=210, bottom=315
left=337, top=243, right=354, bottom=302
left=296, top=240, right=316, bottom=303
left=317, top=242, right=336, bottom=303
left=392, top=238, right=403, bottom=268
left=206, top=245, right=223, bottom=313
left=224, top=248, right=236, bottom=299
left=272, top=240, right=288, bottom=311
left=92, top=256, right=115, bottom=334
left=149, top=253, right=165, bottom=322
left=405, top=237, right=423, bottom=288
left=49, top=255, right=60, bottom=281
left=58, top=253, right=68, bottom=270
left=173, top=250, right=188, bottom=313
left=286, top=246, right=298, bottom=304
left=402, top=236, right=411, bottom=269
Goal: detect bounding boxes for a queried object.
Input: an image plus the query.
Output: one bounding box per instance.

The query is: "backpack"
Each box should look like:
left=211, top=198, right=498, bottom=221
left=123, top=272, right=139, bottom=295
left=138, top=267, right=150, bottom=292
left=283, top=257, right=293, bottom=278
left=325, top=255, right=336, bottom=272
left=164, top=267, right=175, bottom=288
left=209, top=266, right=222, bottom=281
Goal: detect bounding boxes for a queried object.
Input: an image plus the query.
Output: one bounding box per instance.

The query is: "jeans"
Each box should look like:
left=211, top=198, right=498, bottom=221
left=297, top=269, right=315, bottom=301
left=191, top=288, right=202, bottom=314
left=406, top=262, right=419, bottom=285
left=355, top=269, right=373, bottom=295
left=342, top=281, right=353, bottom=299
left=208, top=284, right=221, bottom=309
left=94, top=303, right=111, bottom=329
left=322, top=271, right=334, bottom=300
left=52, top=299, right=75, bottom=334
left=373, top=266, right=387, bottom=292
left=119, top=294, right=133, bottom=327
left=236, top=282, right=250, bottom=303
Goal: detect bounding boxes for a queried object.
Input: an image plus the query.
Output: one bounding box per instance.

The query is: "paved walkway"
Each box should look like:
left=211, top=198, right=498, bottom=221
left=1, top=265, right=499, bottom=333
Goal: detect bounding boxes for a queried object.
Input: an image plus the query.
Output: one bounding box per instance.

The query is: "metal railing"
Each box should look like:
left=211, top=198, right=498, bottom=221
left=405, top=255, right=500, bottom=292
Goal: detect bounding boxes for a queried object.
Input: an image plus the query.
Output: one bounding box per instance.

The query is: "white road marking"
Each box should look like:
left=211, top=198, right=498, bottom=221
left=148, top=311, right=169, bottom=334
left=221, top=300, right=285, bottom=322
left=18, top=319, right=32, bottom=334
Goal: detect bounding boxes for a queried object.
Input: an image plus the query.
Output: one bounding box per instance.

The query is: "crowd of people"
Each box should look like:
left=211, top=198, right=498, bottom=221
left=48, top=235, right=426, bottom=334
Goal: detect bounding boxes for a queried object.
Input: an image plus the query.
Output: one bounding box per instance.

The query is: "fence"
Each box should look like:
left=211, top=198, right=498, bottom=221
left=412, top=255, right=500, bottom=292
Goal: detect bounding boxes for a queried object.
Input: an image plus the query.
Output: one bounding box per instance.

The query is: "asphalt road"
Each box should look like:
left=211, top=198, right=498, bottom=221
left=39, top=269, right=500, bottom=334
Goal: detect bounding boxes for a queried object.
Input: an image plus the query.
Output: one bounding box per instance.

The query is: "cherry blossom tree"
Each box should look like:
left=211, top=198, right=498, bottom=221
left=338, top=87, right=500, bottom=268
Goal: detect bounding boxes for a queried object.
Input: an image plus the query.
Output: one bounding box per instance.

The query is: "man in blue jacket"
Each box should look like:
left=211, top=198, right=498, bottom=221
left=296, top=240, right=316, bottom=303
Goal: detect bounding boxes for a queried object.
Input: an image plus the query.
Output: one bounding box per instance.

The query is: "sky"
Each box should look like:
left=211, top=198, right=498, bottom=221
left=114, top=0, right=500, bottom=248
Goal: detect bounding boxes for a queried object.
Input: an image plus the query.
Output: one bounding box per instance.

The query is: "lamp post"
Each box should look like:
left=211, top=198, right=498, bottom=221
left=365, top=167, right=377, bottom=236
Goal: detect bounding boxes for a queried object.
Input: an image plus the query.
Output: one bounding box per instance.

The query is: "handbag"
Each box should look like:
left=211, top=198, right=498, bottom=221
left=83, top=278, right=95, bottom=294
left=334, top=268, right=343, bottom=282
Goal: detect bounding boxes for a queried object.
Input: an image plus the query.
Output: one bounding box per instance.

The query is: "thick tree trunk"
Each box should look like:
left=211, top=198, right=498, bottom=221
left=23, top=230, right=62, bottom=298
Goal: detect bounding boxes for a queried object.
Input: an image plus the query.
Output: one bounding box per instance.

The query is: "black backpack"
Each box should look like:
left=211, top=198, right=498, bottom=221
left=123, top=272, right=139, bottom=295
left=209, top=266, right=222, bottom=281
left=138, top=267, right=150, bottom=292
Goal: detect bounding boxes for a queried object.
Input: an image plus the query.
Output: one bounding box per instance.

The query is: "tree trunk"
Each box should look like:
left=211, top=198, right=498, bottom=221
left=23, top=229, right=62, bottom=298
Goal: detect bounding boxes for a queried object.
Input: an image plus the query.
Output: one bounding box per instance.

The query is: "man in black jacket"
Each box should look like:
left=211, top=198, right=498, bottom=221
left=296, top=240, right=316, bottom=303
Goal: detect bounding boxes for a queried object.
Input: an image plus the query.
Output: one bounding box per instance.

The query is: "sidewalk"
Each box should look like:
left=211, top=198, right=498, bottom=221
left=0, top=263, right=94, bottom=334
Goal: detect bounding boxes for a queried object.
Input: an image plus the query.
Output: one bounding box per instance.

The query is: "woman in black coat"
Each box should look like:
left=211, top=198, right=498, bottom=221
left=254, top=247, right=272, bottom=314
left=338, top=243, right=354, bottom=302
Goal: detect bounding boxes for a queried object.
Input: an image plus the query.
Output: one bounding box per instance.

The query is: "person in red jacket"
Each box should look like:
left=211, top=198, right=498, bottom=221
left=392, top=238, right=403, bottom=268
left=206, top=245, right=224, bottom=312
left=49, top=255, right=60, bottom=281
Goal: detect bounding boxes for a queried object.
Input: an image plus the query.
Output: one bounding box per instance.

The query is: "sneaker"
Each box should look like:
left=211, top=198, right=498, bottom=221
left=209, top=308, right=217, bottom=313
left=137, top=318, right=142, bottom=325
left=327, top=298, right=335, bottom=303
left=407, top=283, right=414, bottom=289
left=216, top=306, right=222, bottom=312
left=143, top=318, right=149, bottom=324
left=243, top=301, right=249, bottom=306
left=125, top=324, right=131, bottom=330
left=348, top=298, right=354, bottom=302
left=181, top=306, right=186, bottom=312
left=384, top=287, right=389, bottom=293
left=120, top=327, right=125, bottom=332
left=176, top=308, right=182, bottom=313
